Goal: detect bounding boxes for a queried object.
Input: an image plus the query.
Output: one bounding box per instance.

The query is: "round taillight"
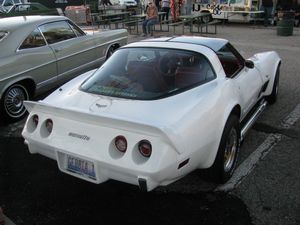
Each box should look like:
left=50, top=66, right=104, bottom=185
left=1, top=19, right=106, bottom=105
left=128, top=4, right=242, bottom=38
left=138, top=140, right=152, bottom=157
left=115, top=135, right=127, bottom=153
left=32, top=114, right=39, bottom=127
left=45, top=119, right=53, bottom=134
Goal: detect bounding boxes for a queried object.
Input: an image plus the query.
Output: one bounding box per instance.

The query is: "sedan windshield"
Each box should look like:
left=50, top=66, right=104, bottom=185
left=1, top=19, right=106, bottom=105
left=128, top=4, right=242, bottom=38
left=80, top=47, right=215, bottom=100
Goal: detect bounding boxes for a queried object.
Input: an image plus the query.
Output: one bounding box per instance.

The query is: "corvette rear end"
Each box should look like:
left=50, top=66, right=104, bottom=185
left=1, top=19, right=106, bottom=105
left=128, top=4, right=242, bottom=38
left=22, top=100, right=198, bottom=191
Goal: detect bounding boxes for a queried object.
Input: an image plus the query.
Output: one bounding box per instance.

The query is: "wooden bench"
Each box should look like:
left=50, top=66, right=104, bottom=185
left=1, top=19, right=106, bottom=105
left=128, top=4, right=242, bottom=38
left=167, top=21, right=185, bottom=34
left=122, top=19, right=143, bottom=34
left=194, top=20, right=221, bottom=34
left=91, top=15, right=111, bottom=28
left=108, top=17, right=124, bottom=29
left=154, top=19, right=173, bottom=32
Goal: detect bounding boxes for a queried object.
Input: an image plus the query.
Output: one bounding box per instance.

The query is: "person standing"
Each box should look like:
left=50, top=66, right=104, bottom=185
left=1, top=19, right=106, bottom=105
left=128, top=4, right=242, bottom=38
left=155, top=0, right=161, bottom=11
left=293, top=0, right=300, bottom=27
left=161, top=0, right=170, bottom=21
left=142, top=0, right=158, bottom=36
left=102, top=0, right=113, bottom=6
left=277, top=0, right=293, bottom=10
left=261, top=0, right=273, bottom=26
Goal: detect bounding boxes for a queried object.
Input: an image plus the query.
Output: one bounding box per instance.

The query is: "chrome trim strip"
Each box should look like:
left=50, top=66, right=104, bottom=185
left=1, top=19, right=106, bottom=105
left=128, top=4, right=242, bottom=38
left=93, top=36, right=127, bottom=49
left=38, top=26, right=49, bottom=45
left=241, top=101, right=267, bottom=141
left=36, top=57, right=104, bottom=89
left=0, top=60, right=57, bottom=82
left=54, top=36, right=127, bottom=61
left=56, top=57, right=104, bottom=80
left=36, top=75, right=58, bottom=89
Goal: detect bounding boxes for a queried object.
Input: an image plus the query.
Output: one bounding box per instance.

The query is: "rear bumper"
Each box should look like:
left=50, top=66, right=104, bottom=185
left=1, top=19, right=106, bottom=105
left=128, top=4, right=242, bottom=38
left=25, top=139, right=182, bottom=192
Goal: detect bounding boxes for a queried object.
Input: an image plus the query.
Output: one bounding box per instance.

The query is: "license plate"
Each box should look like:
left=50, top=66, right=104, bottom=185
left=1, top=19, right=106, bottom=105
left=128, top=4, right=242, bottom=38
left=66, top=155, right=96, bottom=180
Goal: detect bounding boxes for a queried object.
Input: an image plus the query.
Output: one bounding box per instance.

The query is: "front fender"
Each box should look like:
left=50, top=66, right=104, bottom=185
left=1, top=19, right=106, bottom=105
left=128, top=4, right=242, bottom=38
left=251, top=51, right=281, bottom=96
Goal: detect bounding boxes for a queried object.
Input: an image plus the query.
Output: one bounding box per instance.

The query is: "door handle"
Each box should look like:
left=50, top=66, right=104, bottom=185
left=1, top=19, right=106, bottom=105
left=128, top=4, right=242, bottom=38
left=54, top=47, right=62, bottom=53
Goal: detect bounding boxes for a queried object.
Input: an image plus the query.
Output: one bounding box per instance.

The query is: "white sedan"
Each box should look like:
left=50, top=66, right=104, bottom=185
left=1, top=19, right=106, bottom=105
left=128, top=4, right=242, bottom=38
left=22, top=36, right=281, bottom=191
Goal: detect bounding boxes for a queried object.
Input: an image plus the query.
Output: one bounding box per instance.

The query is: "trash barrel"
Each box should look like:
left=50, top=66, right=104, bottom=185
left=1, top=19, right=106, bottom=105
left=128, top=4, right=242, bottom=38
left=277, top=11, right=295, bottom=36
left=65, top=5, right=92, bottom=25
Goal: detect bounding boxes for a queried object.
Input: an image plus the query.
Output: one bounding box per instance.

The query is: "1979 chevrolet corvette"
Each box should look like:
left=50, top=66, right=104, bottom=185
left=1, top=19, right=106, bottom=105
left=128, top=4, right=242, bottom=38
left=22, top=36, right=281, bottom=191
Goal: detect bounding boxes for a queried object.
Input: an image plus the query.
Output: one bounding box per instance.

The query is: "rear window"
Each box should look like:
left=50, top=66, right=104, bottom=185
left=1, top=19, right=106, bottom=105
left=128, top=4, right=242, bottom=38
left=80, top=47, right=216, bottom=100
left=19, top=28, right=46, bottom=49
left=0, top=31, right=8, bottom=42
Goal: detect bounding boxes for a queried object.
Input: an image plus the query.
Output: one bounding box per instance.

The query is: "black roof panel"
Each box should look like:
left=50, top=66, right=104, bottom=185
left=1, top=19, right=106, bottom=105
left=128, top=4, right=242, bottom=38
left=142, top=36, right=228, bottom=52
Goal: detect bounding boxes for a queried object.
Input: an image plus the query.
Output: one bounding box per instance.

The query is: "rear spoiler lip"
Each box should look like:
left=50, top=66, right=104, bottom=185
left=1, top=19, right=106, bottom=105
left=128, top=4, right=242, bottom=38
left=23, top=101, right=184, bottom=155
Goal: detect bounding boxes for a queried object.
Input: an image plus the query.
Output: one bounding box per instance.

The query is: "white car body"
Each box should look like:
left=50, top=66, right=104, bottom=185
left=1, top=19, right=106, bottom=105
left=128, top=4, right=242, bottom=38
left=22, top=36, right=281, bottom=191
left=111, top=0, right=137, bottom=6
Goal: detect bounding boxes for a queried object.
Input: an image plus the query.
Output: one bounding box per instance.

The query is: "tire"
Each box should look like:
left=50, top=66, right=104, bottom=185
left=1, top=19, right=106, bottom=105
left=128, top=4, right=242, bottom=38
left=266, top=66, right=280, bottom=104
left=0, top=83, right=30, bottom=122
left=211, top=115, right=240, bottom=183
left=201, top=14, right=213, bottom=23
left=106, top=46, right=115, bottom=60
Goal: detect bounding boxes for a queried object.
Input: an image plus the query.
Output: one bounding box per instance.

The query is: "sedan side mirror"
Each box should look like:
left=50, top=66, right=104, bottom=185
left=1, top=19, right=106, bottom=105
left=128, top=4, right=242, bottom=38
left=245, top=60, right=254, bottom=69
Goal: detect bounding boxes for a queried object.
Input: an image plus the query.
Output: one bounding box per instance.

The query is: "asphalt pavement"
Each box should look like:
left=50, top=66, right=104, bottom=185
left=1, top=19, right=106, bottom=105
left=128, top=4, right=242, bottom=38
left=0, top=23, right=300, bottom=225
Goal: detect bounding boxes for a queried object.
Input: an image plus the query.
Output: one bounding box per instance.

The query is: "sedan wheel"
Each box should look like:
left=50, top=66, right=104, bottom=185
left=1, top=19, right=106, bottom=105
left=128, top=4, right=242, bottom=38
left=1, top=83, right=30, bottom=121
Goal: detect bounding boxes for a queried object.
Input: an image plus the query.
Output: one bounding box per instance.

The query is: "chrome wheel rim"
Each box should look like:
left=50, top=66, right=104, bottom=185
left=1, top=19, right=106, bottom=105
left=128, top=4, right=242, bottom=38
left=4, top=85, right=28, bottom=118
left=275, top=77, right=279, bottom=96
left=224, top=128, right=238, bottom=172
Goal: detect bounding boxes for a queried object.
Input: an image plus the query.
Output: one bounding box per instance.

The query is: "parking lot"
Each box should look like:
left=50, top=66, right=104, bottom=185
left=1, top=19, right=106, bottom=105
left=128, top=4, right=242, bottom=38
left=0, top=24, right=300, bottom=225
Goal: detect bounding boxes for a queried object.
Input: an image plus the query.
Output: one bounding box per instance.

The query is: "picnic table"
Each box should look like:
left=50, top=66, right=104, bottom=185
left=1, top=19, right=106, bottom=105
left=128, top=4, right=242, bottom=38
left=178, top=12, right=214, bottom=33
left=128, top=12, right=168, bottom=33
left=92, top=11, right=131, bottom=28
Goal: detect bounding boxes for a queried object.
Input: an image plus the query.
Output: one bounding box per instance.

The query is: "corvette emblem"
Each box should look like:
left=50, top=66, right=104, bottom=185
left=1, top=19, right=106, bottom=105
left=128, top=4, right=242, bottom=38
left=68, top=132, right=90, bottom=141
left=96, top=103, right=107, bottom=108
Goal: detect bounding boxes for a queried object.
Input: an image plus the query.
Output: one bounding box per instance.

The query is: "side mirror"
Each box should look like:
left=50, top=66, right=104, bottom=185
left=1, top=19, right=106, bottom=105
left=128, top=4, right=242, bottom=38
left=245, top=60, right=254, bottom=69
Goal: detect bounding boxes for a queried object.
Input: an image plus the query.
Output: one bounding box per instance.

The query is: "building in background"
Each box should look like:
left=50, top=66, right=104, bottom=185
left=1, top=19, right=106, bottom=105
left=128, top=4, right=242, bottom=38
left=30, top=0, right=98, bottom=11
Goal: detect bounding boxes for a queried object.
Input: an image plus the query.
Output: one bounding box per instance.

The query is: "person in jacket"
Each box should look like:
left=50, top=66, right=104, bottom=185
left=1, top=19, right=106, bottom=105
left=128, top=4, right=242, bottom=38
left=142, top=0, right=158, bottom=36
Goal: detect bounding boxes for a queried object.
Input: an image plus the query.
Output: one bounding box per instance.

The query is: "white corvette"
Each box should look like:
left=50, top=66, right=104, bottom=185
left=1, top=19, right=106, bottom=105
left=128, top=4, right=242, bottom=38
left=22, top=36, right=281, bottom=191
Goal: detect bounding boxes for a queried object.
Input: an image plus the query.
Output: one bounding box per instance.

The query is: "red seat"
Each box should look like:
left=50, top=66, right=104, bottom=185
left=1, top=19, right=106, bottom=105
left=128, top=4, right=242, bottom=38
left=127, top=62, right=167, bottom=92
left=175, top=67, right=205, bottom=88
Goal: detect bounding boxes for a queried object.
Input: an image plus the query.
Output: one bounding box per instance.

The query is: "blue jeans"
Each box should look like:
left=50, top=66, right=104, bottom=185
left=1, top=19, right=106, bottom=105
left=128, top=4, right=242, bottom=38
left=261, top=6, right=273, bottom=26
left=142, top=18, right=157, bottom=34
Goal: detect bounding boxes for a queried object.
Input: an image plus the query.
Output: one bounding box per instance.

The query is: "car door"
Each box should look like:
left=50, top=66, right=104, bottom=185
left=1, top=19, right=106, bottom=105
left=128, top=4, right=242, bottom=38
left=39, top=20, right=97, bottom=84
left=16, top=27, right=57, bottom=93
left=218, top=43, right=264, bottom=117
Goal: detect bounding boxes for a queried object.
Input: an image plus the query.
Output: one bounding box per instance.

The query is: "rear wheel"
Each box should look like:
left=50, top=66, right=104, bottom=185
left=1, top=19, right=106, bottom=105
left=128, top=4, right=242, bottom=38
left=266, top=66, right=280, bottom=104
left=211, top=115, right=240, bottom=183
left=201, top=14, right=213, bottom=23
left=0, top=83, right=30, bottom=122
